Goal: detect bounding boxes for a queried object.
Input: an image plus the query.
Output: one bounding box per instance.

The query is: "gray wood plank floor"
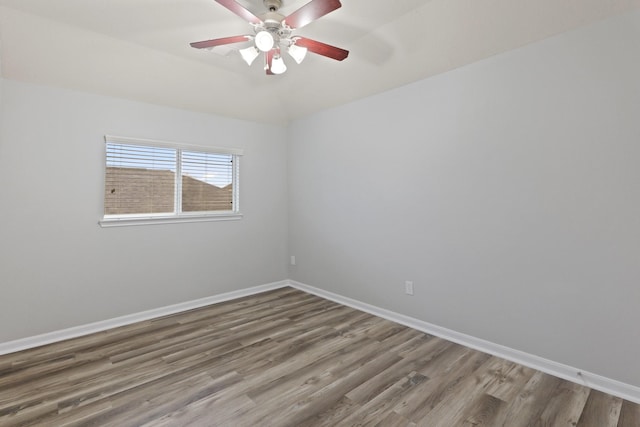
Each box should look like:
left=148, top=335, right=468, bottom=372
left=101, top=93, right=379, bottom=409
left=0, top=287, right=638, bottom=426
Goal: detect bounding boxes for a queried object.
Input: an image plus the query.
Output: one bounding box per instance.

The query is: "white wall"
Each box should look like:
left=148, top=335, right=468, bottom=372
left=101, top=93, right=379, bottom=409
left=0, top=79, right=288, bottom=342
left=288, top=9, right=640, bottom=387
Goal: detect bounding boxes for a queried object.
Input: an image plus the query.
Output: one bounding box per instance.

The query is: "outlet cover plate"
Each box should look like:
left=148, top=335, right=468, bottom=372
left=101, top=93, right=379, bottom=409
left=405, top=281, right=414, bottom=295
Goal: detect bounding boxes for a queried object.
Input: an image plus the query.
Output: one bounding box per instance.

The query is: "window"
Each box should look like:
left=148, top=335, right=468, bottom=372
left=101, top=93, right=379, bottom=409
left=100, top=136, right=243, bottom=227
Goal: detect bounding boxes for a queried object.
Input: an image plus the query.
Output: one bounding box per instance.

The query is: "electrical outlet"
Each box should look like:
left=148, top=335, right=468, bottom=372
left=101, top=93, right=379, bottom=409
left=290, top=255, right=296, bottom=266
left=405, top=281, right=414, bottom=295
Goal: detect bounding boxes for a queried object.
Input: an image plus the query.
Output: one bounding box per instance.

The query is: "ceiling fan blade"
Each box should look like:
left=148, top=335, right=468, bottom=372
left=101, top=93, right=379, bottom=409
left=214, top=0, right=262, bottom=25
left=190, top=35, right=251, bottom=49
left=265, top=49, right=275, bottom=75
left=294, top=37, right=349, bottom=61
left=284, top=0, right=342, bottom=29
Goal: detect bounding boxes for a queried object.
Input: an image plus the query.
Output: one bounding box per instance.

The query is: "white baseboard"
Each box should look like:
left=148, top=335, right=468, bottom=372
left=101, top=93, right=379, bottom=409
left=0, top=280, right=289, bottom=356
left=288, top=280, right=640, bottom=404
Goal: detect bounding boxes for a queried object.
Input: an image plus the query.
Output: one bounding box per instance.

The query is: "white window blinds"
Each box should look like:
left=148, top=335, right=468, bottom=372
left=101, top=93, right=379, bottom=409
left=103, top=136, right=242, bottom=224
left=181, top=150, right=234, bottom=212
left=105, top=143, right=176, bottom=215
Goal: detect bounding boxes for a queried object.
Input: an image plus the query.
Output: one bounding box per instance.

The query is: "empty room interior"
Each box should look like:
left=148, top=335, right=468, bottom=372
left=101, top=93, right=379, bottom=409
left=1, top=0, right=640, bottom=425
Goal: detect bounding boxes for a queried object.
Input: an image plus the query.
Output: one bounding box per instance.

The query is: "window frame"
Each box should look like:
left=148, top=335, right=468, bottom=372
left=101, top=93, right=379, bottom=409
left=99, top=135, right=243, bottom=228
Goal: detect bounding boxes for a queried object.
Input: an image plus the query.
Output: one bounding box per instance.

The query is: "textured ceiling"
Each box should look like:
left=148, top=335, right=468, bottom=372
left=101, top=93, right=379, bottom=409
left=0, top=0, right=638, bottom=124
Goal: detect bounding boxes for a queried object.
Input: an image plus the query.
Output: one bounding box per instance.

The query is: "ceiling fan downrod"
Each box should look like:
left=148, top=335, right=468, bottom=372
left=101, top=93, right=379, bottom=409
left=263, top=0, right=282, bottom=12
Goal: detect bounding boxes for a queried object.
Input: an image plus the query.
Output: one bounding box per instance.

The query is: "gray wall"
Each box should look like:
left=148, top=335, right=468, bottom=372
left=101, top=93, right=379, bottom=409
left=0, top=80, right=289, bottom=342
left=288, top=9, right=640, bottom=386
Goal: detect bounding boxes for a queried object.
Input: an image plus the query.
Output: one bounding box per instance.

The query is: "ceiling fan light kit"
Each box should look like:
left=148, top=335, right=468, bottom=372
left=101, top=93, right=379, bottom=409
left=190, top=0, right=349, bottom=75
left=239, top=46, right=260, bottom=65
left=271, top=54, right=288, bottom=74
left=255, top=30, right=275, bottom=52
left=287, top=43, right=308, bottom=64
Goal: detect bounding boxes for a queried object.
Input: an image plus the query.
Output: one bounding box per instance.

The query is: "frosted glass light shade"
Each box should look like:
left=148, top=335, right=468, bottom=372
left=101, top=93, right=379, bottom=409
left=255, top=31, right=275, bottom=52
left=271, top=55, right=287, bottom=74
left=239, top=46, right=260, bottom=65
left=288, top=44, right=308, bottom=64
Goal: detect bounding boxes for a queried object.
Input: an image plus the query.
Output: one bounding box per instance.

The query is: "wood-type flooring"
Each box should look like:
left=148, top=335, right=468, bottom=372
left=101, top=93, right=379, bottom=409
left=1, top=287, right=639, bottom=426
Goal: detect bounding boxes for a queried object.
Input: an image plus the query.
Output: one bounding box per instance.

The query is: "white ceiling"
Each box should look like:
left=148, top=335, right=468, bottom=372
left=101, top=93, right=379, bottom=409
left=0, top=0, right=638, bottom=124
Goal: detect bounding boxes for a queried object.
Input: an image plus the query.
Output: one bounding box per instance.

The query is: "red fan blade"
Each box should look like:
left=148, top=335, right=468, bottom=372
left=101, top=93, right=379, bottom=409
left=284, top=0, right=342, bottom=29
left=215, top=0, right=262, bottom=25
left=294, top=37, right=349, bottom=61
left=265, top=49, right=275, bottom=75
left=190, top=35, right=251, bottom=49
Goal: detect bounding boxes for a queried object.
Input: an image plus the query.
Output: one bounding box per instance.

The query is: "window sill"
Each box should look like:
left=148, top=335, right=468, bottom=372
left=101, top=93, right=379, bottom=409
left=99, top=213, right=243, bottom=228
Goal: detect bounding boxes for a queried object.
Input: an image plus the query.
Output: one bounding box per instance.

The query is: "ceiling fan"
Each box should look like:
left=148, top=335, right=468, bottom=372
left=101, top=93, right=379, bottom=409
left=190, top=0, right=349, bottom=75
